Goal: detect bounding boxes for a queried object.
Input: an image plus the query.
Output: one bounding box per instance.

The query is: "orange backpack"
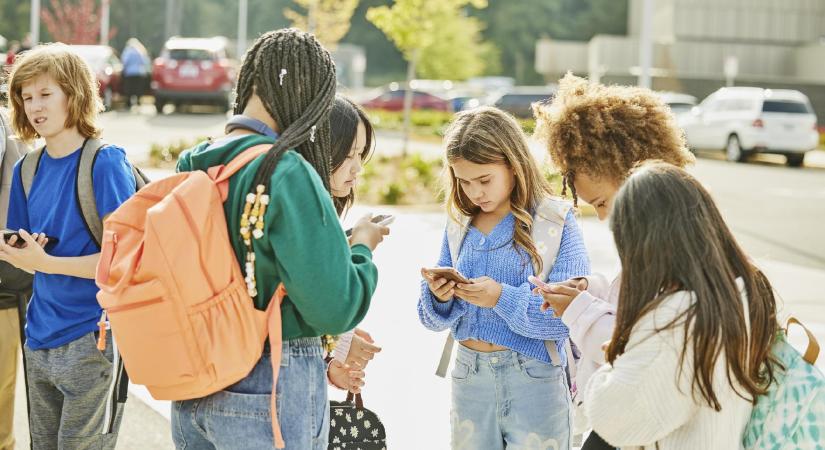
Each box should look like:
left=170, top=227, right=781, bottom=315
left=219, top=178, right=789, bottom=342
left=95, top=143, right=287, bottom=447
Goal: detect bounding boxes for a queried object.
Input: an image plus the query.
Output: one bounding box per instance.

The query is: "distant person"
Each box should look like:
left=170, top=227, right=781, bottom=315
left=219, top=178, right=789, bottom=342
left=120, top=38, right=151, bottom=109
left=5, top=41, right=19, bottom=66
left=18, top=34, right=32, bottom=53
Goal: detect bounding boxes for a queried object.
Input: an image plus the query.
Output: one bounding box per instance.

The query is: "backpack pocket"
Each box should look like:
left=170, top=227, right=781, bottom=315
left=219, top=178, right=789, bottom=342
left=104, top=280, right=198, bottom=390
left=187, top=278, right=267, bottom=385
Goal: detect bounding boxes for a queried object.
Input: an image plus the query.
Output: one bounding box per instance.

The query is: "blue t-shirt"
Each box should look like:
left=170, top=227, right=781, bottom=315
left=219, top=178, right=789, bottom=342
left=7, top=144, right=136, bottom=349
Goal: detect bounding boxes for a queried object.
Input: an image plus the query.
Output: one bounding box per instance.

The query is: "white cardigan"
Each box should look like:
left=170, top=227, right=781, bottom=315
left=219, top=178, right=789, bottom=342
left=583, top=289, right=753, bottom=450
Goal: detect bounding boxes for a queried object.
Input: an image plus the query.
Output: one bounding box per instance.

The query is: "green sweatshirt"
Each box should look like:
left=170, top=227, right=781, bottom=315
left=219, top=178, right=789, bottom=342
left=177, top=134, right=377, bottom=339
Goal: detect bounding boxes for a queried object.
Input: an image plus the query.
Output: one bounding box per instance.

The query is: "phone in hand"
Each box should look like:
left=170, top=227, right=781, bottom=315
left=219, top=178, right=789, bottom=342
left=423, top=267, right=472, bottom=285
left=2, top=230, right=59, bottom=249
left=345, top=214, right=395, bottom=237
left=528, top=275, right=552, bottom=291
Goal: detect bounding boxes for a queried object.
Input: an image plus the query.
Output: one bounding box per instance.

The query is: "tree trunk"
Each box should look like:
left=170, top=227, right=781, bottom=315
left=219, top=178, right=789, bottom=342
left=402, top=49, right=419, bottom=157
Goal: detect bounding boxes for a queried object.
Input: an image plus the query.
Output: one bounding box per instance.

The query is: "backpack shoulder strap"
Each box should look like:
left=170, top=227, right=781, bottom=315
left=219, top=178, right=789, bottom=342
left=445, top=215, right=471, bottom=267
left=20, top=147, right=45, bottom=200
left=530, top=196, right=571, bottom=282
left=436, top=215, right=471, bottom=378
left=77, top=138, right=106, bottom=247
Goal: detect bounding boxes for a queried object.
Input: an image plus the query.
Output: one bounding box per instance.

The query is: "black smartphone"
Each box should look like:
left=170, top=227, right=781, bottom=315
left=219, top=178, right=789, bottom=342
left=2, top=230, right=59, bottom=248
left=344, top=214, right=395, bottom=237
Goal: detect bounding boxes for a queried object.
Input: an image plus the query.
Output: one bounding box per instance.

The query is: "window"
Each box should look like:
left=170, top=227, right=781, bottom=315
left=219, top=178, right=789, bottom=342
left=167, top=49, right=215, bottom=61
left=762, top=100, right=811, bottom=114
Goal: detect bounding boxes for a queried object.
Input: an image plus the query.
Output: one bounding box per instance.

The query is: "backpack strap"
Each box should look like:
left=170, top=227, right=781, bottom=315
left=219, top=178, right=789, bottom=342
left=531, top=197, right=570, bottom=281
left=20, top=148, right=45, bottom=200
left=435, top=197, right=572, bottom=377
left=435, top=216, right=471, bottom=377
left=785, top=317, right=819, bottom=365
left=77, top=138, right=106, bottom=247
left=77, top=138, right=151, bottom=248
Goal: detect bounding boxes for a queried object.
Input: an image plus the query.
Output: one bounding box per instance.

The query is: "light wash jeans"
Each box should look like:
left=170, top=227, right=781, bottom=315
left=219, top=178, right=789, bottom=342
left=171, top=337, right=329, bottom=450
left=451, top=344, right=572, bottom=450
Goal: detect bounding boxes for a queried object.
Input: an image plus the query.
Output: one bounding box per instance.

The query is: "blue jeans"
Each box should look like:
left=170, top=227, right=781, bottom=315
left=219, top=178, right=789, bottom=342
left=451, top=345, right=572, bottom=450
left=171, top=337, right=329, bottom=450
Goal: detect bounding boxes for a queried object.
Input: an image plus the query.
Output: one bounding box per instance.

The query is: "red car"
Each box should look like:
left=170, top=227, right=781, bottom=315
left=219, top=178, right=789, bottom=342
left=361, top=88, right=451, bottom=112
left=69, top=45, right=123, bottom=111
left=151, top=37, right=237, bottom=113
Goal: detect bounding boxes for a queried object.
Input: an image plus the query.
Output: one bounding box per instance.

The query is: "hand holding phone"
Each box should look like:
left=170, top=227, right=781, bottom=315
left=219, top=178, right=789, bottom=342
left=423, top=267, right=471, bottom=285
left=530, top=276, right=587, bottom=316
left=349, top=214, right=391, bottom=251
left=2, top=230, right=58, bottom=249
left=420, top=267, right=460, bottom=302
left=345, top=214, right=394, bottom=237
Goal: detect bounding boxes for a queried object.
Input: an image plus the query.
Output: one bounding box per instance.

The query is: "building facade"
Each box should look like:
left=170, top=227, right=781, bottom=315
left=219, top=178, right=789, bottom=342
left=535, top=0, right=825, bottom=120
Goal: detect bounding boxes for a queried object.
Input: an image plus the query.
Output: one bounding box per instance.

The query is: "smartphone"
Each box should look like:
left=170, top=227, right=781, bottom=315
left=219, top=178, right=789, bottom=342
left=528, top=275, right=552, bottom=291
left=424, top=267, right=471, bottom=285
left=2, top=230, right=59, bottom=248
left=345, top=214, right=395, bottom=237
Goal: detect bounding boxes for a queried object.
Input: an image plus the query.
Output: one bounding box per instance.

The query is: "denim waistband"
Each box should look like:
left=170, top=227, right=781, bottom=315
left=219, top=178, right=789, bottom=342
left=456, top=344, right=535, bottom=371
left=263, top=336, right=323, bottom=356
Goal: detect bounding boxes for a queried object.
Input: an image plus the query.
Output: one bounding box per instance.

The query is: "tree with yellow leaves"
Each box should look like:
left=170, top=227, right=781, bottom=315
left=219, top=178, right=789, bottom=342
left=284, top=0, right=359, bottom=50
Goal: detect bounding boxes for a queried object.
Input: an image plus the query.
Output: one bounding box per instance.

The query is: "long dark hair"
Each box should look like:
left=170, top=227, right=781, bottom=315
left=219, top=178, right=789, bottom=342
left=329, top=95, right=374, bottom=215
left=234, top=28, right=337, bottom=190
left=607, top=162, right=779, bottom=410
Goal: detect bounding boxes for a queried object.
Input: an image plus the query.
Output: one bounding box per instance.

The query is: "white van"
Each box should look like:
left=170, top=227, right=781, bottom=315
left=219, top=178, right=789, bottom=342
left=681, top=87, right=819, bottom=166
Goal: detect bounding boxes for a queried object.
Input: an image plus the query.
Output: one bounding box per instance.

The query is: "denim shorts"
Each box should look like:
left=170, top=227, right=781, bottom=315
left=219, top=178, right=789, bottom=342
left=450, top=344, right=572, bottom=450
left=171, top=337, right=328, bottom=450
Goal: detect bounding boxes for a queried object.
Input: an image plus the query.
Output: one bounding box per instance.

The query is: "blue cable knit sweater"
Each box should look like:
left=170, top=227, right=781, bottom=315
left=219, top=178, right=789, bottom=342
left=418, top=210, right=591, bottom=364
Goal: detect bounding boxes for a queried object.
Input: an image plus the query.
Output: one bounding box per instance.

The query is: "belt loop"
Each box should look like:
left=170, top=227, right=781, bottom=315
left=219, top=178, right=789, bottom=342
left=280, top=341, right=290, bottom=368
left=473, top=352, right=480, bottom=373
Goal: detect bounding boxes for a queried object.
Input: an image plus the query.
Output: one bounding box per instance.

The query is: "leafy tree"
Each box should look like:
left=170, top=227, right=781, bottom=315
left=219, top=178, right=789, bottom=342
left=474, top=0, right=628, bottom=83
left=284, top=0, right=359, bottom=49
left=367, top=0, right=489, bottom=153
left=41, top=0, right=117, bottom=45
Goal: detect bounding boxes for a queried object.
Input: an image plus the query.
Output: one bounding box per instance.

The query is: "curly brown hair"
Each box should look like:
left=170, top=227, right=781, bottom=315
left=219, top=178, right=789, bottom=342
left=533, top=73, right=694, bottom=201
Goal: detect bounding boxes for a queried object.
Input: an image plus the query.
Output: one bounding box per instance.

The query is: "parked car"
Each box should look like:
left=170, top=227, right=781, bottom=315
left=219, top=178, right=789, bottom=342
left=658, top=92, right=697, bottom=121
left=681, top=87, right=819, bottom=166
left=68, top=45, right=123, bottom=110
left=361, top=86, right=451, bottom=112
left=151, top=36, right=236, bottom=113
left=488, top=86, right=556, bottom=118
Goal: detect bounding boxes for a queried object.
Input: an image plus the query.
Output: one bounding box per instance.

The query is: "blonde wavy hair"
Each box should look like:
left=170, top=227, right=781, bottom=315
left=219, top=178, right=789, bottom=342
left=8, top=43, right=103, bottom=144
left=443, top=106, right=553, bottom=273
left=533, top=73, right=694, bottom=202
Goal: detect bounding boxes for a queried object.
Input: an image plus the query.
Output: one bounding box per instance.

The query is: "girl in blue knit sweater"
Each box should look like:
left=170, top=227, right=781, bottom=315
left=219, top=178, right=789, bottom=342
left=418, top=106, right=591, bottom=449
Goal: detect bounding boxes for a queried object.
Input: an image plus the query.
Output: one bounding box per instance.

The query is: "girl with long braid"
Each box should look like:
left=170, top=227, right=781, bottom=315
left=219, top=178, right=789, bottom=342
left=172, top=29, right=388, bottom=449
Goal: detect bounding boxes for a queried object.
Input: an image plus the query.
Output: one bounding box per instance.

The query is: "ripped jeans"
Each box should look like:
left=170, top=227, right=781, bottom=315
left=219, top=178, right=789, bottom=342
left=450, top=345, right=571, bottom=450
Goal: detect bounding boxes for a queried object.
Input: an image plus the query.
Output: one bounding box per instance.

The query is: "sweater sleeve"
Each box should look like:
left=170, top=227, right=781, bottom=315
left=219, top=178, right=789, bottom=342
left=266, top=157, right=377, bottom=335
left=492, top=210, right=591, bottom=340
left=561, top=291, right=616, bottom=365
left=417, top=228, right=468, bottom=331
left=583, top=292, right=698, bottom=447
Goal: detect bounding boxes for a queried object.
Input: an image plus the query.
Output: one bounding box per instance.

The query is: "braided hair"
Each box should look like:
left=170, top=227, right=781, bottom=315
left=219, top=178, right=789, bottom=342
left=235, top=28, right=337, bottom=190
left=234, top=28, right=337, bottom=298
